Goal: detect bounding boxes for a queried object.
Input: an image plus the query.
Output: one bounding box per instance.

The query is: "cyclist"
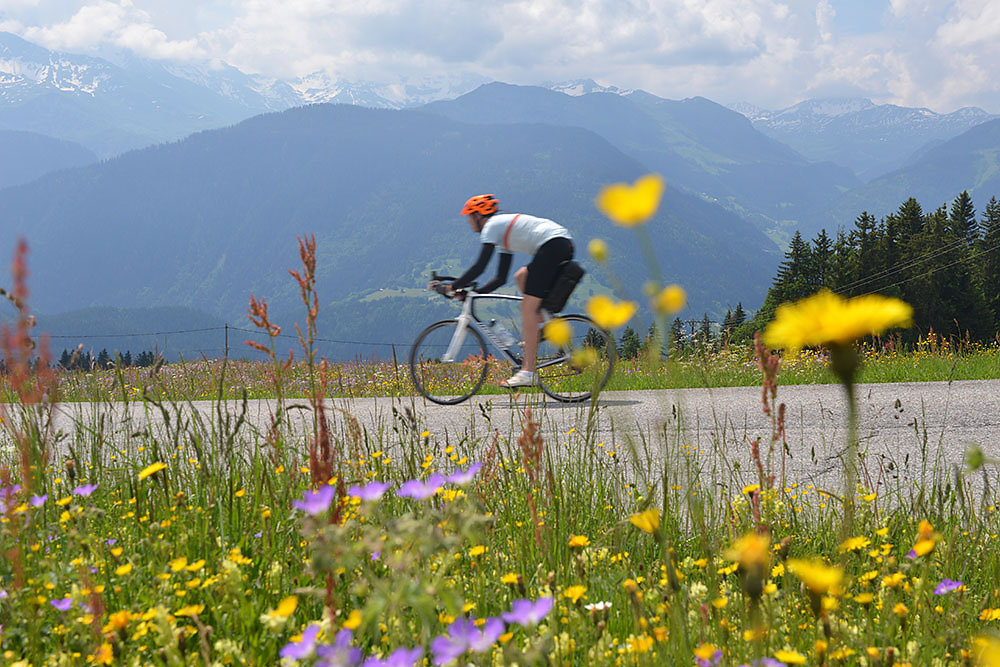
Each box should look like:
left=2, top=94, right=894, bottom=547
left=436, top=194, right=574, bottom=388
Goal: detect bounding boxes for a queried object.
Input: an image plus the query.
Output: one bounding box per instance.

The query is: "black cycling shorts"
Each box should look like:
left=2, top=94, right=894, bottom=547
left=524, top=237, right=574, bottom=298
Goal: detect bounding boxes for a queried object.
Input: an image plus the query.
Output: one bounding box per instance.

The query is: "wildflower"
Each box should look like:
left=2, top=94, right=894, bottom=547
left=762, top=289, right=912, bottom=353
left=292, top=486, right=336, bottom=515
left=773, top=649, right=807, bottom=664
left=443, top=463, right=483, bottom=485
left=500, top=573, right=519, bottom=585
left=839, top=536, right=871, bottom=552
left=543, top=319, right=572, bottom=347
left=73, top=484, right=98, bottom=497
left=115, top=563, right=133, bottom=576
left=724, top=532, right=770, bottom=570
left=315, top=629, right=362, bottom=666
left=693, top=643, right=722, bottom=667
left=280, top=624, right=320, bottom=660
left=596, top=173, right=664, bottom=226
left=628, top=508, right=660, bottom=534
left=563, top=585, right=587, bottom=603
left=854, top=593, right=874, bottom=605
left=347, top=481, right=390, bottom=502
left=588, top=239, right=608, bottom=262
left=94, top=642, right=114, bottom=665
left=29, top=494, right=47, bottom=507
left=893, top=602, right=908, bottom=617
left=138, top=462, right=167, bottom=481
left=176, top=604, right=205, bottom=617
left=741, top=484, right=760, bottom=495
left=654, top=284, right=686, bottom=315
left=586, top=295, right=637, bottom=329
left=468, top=545, right=487, bottom=557
left=431, top=617, right=504, bottom=665
left=568, top=534, right=590, bottom=548
left=271, top=595, right=298, bottom=619
left=584, top=601, right=612, bottom=612
left=502, top=597, right=554, bottom=626
left=971, top=635, right=1000, bottom=667
left=786, top=559, right=843, bottom=595
left=933, top=579, right=964, bottom=595
left=363, top=647, right=424, bottom=667
left=397, top=474, right=445, bottom=500
left=50, top=598, right=73, bottom=611
left=571, top=347, right=599, bottom=369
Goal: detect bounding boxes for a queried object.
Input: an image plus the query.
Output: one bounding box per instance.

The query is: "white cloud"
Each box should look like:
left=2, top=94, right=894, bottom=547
left=2, top=0, right=999, bottom=112
left=18, top=1, right=204, bottom=60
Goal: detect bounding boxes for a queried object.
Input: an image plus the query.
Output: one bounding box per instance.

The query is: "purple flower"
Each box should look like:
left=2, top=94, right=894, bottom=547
left=29, top=494, right=48, bottom=507
left=73, top=484, right=98, bottom=497
left=50, top=598, right=73, bottom=612
left=934, top=578, right=964, bottom=595
left=906, top=549, right=917, bottom=559
left=106, top=538, right=117, bottom=546
left=348, top=481, right=390, bottom=502
left=362, top=647, right=423, bottom=667
left=280, top=624, right=320, bottom=660
left=0, top=590, right=7, bottom=600
left=316, top=629, right=362, bottom=667
left=431, top=617, right=504, bottom=665
left=292, top=486, right=336, bottom=515
left=253, top=531, right=263, bottom=538
left=397, top=474, right=445, bottom=500
left=502, top=597, right=554, bottom=626
left=696, top=649, right=723, bottom=667
left=444, top=463, right=483, bottom=485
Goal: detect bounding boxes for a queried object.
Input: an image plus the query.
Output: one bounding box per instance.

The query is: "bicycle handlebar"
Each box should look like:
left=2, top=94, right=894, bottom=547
left=430, top=271, right=476, bottom=299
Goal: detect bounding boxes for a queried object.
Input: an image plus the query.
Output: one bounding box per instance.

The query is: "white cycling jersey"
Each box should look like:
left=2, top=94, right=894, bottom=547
left=480, top=213, right=571, bottom=255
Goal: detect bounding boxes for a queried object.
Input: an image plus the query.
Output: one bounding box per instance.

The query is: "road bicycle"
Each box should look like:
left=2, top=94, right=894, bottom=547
left=408, top=272, right=615, bottom=405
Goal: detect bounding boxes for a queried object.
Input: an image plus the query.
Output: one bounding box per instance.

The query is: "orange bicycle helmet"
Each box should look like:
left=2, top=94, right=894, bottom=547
left=461, top=194, right=499, bottom=216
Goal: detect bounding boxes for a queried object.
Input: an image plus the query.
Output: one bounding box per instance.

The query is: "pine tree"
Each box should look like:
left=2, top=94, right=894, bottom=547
left=670, top=317, right=684, bottom=353
left=811, top=228, right=834, bottom=289
left=949, top=190, right=978, bottom=247
left=97, top=349, right=110, bottom=369
left=980, top=197, right=1000, bottom=332
left=731, top=303, right=746, bottom=328
left=584, top=328, right=606, bottom=351
left=698, top=313, right=711, bottom=344
left=618, top=326, right=641, bottom=360
left=59, top=349, right=71, bottom=369
left=123, top=351, right=133, bottom=367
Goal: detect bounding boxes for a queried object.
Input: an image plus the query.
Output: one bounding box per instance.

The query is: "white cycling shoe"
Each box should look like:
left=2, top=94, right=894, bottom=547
left=501, top=370, right=537, bottom=388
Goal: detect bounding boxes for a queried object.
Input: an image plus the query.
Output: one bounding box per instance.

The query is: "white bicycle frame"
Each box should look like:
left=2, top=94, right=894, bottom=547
left=441, top=291, right=556, bottom=367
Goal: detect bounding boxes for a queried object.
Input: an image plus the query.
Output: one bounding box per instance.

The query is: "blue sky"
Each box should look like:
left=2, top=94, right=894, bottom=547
left=1, top=0, right=998, bottom=112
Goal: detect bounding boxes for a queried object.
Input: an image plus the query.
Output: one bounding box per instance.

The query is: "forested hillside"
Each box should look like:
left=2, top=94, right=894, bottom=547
left=744, top=192, right=1000, bottom=340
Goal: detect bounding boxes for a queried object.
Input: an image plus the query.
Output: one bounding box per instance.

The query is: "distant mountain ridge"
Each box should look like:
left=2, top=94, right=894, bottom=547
left=0, top=129, right=96, bottom=190
left=731, top=97, right=998, bottom=180
left=0, top=104, right=779, bottom=356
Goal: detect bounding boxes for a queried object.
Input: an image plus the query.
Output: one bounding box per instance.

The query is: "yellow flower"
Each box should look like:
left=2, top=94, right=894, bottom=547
left=654, top=284, right=686, bottom=315
left=543, top=319, right=572, bottom=347
left=881, top=572, right=906, bottom=588
left=138, top=462, right=167, bottom=481
left=741, top=484, right=760, bottom=495
left=839, top=536, right=871, bottom=552
left=893, top=602, right=908, bottom=617
left=628, top=508, right=660, bottom=534
left=343, top=609, right=362, bottom=630
left=694, top=643, right=719, bottom=661
left=786, top=559, right=843, bottom=594
left=723, top=532, right=770, bottom=570
left=586, top=295, right=637, bottom=330
left=568, top=534, right=590, bottom=548
left=115, top=563, right=133, bottom=576
left=563, top=585, right=587, bottom=603
left=571, top=348, right=599, bottom=369
left=854, top=593, right=874, bottom=605
left=94, top=642, right=114, bottom=665
left=588, top=238, right=608, bottom=262
left=500, top=573, right=519, bottom=585
left=763, top=289, right=912, bottom=353
left=272, top=595, right=297, bottom=619
left=972, top=636, right=1000, bottom=667
left=596, top=173, right=665, bottom=226
left=175, top=604, right=204, bottom=617
left=911, top=538, right=935, bottom=556
left=169, top=557, right=188, bottom=572
left=468, top=545, right=487, bottom=557
left=773, top=649, right=807, bottom=664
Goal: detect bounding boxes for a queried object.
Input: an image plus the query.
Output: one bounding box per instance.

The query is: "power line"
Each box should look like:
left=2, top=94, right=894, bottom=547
left=834, top=235, right=972, bottom=295
left=857, top=239, right=1000, bottom=296
left=46, top=326, right=225, bottom=339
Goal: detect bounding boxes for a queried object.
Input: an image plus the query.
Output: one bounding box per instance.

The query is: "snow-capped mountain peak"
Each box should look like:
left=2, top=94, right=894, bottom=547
left=544, top=78, right=633, bottom=97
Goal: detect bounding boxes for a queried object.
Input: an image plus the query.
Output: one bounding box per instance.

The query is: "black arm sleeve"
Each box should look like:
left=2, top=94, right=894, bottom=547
left=477, top=253, right=512, bottom=294
left=451, top=244, right=494, bottom=290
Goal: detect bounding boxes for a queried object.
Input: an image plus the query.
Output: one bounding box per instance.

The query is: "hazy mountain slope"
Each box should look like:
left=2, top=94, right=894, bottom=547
left=423, top=83, right=859, bottom=237
left=0, top=129, right=96, bottom=189
left=0, top=32, right=262, bottom=155
left=819, top=119, right=1000, bottom=229
left=734, top=97, right=997, bottom=181
left=0, top=104, right=777, bottom=351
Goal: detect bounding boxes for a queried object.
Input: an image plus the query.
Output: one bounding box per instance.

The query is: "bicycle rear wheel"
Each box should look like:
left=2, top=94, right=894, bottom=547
left=409, top=320, right=490, bottom=405
left=536, top=315, right=615, bottom=402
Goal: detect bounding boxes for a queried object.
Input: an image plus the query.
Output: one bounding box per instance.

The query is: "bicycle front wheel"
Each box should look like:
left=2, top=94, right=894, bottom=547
left=409, top=320, right=490, bottom=405
left=536, top=314, right=615, bottom=402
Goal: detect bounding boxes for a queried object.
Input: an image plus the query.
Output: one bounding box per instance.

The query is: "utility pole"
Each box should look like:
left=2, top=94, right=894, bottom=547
left=224, top=323, right=229, bottom=361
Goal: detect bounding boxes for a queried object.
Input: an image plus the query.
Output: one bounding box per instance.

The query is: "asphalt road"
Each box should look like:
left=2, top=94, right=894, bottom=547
left=39, top=378, right=1000, bottom=495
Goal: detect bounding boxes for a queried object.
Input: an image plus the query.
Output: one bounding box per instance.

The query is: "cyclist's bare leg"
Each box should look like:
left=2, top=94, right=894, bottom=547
left=520, top=295, right=542, bottom=373
left=514, top=266, right=541, bottom=373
